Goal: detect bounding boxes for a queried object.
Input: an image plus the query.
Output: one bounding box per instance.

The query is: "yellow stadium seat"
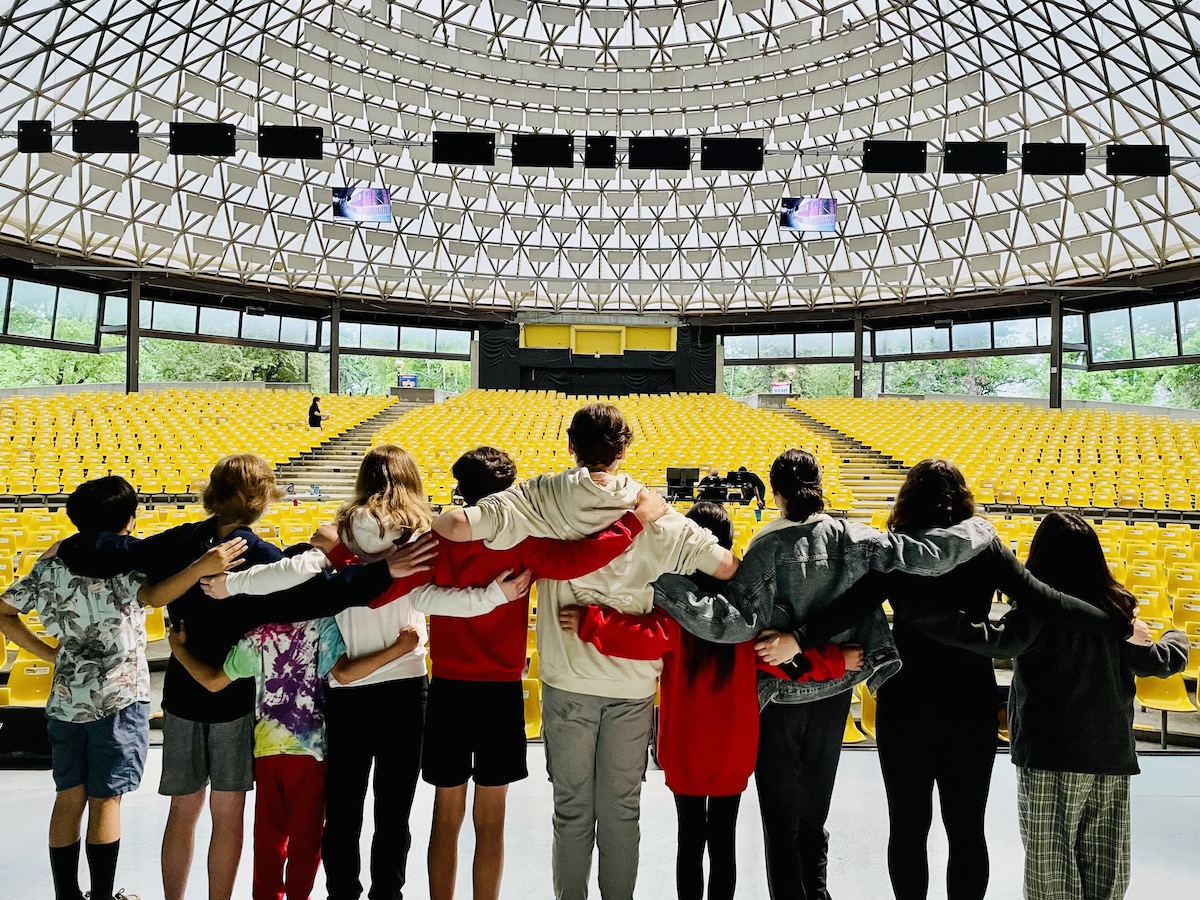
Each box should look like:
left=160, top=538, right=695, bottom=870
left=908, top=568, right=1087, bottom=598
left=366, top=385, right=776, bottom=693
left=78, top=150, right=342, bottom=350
left=145, top=606, right=166, bottom=643
left=1126, top=561, right=1167, bottom=593
left=526, top=650, right=540, bottom=680
left=842, top=711, right=866, bottom=744
left=522, top=678, right=542, bottom=740
left=6, top=658, right=53, bottom=706
left=1136, top=674, right=1196, bottom=749
left=856, top=683, right=877, bottom=740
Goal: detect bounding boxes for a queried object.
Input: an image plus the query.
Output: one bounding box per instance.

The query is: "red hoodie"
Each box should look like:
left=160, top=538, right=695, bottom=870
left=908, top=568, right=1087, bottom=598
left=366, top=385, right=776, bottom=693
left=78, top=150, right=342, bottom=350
left=577, top=605, right=845, bottom=797
left=331, top=512, right=644, bottom=682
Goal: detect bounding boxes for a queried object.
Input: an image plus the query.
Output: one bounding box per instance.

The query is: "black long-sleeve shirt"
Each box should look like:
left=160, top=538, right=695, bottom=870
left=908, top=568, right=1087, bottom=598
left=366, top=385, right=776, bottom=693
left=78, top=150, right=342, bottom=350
left=58, top=521, right=392, bottom=723
left=813, top=536, right=1188, bottom=775
left=803, top=537, right=1131, bottom=714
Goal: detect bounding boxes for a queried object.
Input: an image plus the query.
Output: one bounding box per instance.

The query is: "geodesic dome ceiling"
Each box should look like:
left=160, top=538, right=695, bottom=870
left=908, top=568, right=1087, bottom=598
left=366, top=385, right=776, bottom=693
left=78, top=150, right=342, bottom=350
left=2, top=0, right=1200, bottom=316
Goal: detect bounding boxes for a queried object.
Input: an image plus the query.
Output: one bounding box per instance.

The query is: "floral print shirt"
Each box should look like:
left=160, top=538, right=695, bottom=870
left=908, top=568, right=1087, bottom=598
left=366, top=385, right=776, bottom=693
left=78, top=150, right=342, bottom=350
left=222, top=618, right=341, bottom=760
left=2, top=558, right=149, bottom=724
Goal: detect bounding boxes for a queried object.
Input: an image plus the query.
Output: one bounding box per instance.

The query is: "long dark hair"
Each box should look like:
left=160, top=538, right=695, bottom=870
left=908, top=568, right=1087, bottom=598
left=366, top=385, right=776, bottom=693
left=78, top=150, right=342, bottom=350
left=682, top=502, right=738, bottom=689
left=770, top=449, right=825, bottom=521
left=1026, top=512, right=1137, bottom=620
left=888, top=458, right=977, bottom=534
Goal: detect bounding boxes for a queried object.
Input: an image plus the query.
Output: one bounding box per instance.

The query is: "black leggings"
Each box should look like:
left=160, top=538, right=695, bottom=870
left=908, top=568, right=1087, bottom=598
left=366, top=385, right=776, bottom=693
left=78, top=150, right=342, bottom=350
left=876, top=694, right=996, bottom=900
left=673, top=793, right=742, bottom=900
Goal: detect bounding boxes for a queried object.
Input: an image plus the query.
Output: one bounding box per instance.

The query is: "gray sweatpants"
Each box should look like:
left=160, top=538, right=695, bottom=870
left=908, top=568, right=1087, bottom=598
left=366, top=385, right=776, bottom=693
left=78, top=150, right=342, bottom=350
left=542, top=683, right=654, bottom=900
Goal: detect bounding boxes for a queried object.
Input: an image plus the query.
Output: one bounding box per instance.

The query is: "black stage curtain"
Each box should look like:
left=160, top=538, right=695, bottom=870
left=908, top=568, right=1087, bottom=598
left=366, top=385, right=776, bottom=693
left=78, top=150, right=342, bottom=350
left=479, top=323, right=718, bottom=394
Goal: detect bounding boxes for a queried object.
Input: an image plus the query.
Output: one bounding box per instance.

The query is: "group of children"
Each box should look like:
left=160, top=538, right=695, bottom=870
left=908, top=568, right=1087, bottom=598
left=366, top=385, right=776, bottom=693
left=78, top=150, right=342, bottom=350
left=0, top=399, right=1189, bottom=900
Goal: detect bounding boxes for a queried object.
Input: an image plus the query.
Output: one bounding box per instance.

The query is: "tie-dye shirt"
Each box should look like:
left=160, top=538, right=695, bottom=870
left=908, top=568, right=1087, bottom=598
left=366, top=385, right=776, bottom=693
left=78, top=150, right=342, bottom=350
left=222, top=617, right=342, bottom=760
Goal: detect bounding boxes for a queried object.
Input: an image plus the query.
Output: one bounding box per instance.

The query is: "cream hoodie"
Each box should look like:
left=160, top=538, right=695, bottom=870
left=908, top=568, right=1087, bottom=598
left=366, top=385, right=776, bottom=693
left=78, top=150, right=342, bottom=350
left=465, top=467, right=726, bottom=699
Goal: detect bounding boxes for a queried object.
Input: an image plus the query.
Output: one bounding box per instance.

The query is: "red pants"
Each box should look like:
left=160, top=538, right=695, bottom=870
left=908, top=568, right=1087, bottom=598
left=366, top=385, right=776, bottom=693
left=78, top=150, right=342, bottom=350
left=253, top=755, right=327, bottom=900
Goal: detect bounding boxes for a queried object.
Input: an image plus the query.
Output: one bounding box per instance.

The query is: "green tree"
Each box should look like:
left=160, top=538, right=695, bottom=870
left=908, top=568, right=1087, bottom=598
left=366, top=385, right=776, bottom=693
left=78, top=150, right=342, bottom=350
left=139, top=339, right=307, bottom=383
left=0, top=340, right=125, bottom=387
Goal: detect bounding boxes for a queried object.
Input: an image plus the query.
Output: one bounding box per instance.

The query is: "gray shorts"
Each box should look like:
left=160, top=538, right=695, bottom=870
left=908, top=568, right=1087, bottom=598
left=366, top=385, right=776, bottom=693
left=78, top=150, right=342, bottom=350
left=158, top=710, right=255, bottom=796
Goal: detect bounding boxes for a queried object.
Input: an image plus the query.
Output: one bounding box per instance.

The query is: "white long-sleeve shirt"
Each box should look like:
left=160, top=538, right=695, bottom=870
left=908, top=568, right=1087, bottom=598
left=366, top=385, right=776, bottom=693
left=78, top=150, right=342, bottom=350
left=221, top=545, right=507, bottom=686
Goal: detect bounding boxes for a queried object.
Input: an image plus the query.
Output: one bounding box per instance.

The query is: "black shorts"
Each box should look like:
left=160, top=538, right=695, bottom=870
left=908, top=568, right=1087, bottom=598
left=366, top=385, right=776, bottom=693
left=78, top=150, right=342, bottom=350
left=421, top=678, right=528, bottom=788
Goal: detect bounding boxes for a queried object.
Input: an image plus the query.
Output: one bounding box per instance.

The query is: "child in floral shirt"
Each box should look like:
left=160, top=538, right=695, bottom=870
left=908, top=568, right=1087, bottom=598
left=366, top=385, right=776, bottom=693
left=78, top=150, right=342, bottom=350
left=0, top=476, right=243, bottom=900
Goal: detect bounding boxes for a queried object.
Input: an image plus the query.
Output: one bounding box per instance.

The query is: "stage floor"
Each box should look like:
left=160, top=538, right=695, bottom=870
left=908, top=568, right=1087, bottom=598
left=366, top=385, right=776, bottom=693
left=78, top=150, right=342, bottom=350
left=2, top=746, right=1197, bottom=899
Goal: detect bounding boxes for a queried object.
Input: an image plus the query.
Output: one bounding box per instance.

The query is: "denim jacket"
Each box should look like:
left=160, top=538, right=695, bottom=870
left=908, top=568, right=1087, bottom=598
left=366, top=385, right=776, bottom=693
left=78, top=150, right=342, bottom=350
left=651, top=514, right=998, bottom=708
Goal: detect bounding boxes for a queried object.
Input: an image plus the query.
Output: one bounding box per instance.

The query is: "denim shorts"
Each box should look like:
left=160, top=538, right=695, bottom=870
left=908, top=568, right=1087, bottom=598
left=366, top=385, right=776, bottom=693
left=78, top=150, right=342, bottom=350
left=158, top=710, right=255, bottom=796
left=47, top=701, right=151, bottom=798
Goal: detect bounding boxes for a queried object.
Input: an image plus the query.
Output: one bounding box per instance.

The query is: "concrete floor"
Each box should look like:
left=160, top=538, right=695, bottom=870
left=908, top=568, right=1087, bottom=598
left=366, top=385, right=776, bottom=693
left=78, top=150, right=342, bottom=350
left=2, top=745, right=1198, bottom=900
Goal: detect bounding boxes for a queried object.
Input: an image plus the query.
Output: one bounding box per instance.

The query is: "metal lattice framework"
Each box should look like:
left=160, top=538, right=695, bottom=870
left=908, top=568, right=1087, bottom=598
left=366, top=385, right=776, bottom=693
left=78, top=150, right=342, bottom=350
left=2, top=0, right=1200, bottom=316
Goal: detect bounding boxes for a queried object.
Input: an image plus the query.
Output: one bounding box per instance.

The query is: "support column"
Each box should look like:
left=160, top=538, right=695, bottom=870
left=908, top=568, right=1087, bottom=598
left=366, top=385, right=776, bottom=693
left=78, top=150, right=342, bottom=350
left=1049, top=294, right=1063, bottom=409
left=852, top=311, right=864, bottom=398
left=469, top=337, right=480, bottom=389
left=125, top=275, right=140, bottom=394
left=329, top=299, right=341, bottom=394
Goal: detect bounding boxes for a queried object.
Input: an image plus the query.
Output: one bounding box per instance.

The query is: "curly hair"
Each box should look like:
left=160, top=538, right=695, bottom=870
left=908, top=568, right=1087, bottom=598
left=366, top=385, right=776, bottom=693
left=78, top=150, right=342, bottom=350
left=769, top=449, right=825, bottom=521
left=887, top=458, right=977, bottom=534
left=452, top=446, right=518, bottom=506
left=567, top=402, right=634, bottom=470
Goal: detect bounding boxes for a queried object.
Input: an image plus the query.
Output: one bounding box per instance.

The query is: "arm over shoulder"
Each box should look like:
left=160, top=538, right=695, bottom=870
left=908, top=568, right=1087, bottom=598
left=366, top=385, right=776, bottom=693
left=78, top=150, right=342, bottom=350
left=986, top=541, right=1128, bottom=635
left=465, top=476, right=559, bottom=544
left=860, top=517, right=997, bottom=577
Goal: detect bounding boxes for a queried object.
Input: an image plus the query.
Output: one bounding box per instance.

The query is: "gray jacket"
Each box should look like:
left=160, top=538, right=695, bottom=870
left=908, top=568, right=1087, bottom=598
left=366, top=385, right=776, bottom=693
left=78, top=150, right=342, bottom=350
left=652, top=514, right=998, bottom=707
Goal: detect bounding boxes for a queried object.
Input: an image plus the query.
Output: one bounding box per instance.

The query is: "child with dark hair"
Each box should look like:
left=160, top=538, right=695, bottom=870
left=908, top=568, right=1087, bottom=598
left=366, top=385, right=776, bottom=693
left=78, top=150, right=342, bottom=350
left=891, top=511, right=1184, bottom=900
left=0, top=476, right=245, bottom=900
left=560, top=501, right=858, bottom=900
left=795, top=464, right=1151, bottom=900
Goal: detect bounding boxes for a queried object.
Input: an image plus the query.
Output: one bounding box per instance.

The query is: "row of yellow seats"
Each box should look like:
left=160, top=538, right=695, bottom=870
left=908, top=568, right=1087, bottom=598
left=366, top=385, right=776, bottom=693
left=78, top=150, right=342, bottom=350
left=379, top=390, right=851, bottom=510
left=0, top=389, right=393, bottom=495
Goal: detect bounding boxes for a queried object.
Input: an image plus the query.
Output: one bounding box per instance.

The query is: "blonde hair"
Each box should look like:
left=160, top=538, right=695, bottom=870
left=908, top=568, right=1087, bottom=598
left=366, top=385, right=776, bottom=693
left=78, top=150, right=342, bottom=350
left=201, top=453, right=286, bottom=526
left=336, top=444, right=432, bottom=549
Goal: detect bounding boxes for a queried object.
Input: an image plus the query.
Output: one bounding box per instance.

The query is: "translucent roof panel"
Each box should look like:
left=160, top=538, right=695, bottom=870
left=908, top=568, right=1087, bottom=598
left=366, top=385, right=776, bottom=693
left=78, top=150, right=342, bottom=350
left=1, top=0, right=1199, bottom=314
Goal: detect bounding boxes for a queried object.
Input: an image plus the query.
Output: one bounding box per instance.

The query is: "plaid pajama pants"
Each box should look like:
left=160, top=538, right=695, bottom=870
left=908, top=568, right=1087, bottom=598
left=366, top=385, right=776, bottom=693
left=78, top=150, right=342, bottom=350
left=1016, top=767, right=1131, bottom=900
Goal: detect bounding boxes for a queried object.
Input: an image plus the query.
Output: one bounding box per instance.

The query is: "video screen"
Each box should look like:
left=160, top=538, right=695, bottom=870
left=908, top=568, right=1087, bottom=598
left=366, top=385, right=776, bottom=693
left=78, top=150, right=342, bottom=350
left=332, top=187, right=392, bottom=222
left=780, top=197, right=837, bottom=232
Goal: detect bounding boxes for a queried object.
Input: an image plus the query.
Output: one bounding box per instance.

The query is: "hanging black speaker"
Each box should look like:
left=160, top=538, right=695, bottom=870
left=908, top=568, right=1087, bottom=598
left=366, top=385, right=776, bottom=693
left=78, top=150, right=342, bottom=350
left=1022, top=143, right=1087, bottom=175
left=257, top=125, right=324, bottom=159
left=432, top=131, right=496, bottom=165
left=584, top=135, right=617, bottom=168
left=700, top=137, right=764, bottom=171
left=628, top=136, right=691, bottom=170
left=72, top=120, right=139, bottom=153
left=862, top=140, right=927, bottom=174
left=1106, top=144, right=1170, bottom=177
left=169, top=122, right=237, bottom=156
left=512, top=133, right=575, bottom=168
left=943, top=141, right=1008, bottom=175
left=17, top=120, right=52, bottom=153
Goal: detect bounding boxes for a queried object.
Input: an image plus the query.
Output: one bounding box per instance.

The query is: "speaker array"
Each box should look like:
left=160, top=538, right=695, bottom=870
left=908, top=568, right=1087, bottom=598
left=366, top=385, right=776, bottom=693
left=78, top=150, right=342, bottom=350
left=12, top=119, right=1175, bottom=177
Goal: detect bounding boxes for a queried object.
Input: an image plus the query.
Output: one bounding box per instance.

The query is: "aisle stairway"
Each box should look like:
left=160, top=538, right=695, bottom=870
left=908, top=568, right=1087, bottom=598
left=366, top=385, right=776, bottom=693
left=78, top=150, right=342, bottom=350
left=779, top=408, right=908, bottom=522
left=274, top=399, right=428, bottom=503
